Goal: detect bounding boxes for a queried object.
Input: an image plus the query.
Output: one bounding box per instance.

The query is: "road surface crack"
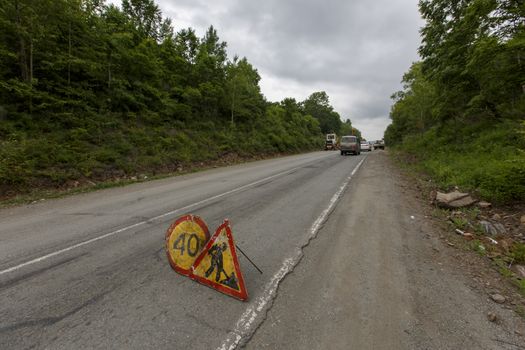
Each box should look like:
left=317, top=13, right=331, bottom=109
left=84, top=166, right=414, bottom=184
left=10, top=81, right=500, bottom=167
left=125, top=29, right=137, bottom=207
left=0, top=288, right=113, bottom=334
left=237, top=168, right=355, bottom=348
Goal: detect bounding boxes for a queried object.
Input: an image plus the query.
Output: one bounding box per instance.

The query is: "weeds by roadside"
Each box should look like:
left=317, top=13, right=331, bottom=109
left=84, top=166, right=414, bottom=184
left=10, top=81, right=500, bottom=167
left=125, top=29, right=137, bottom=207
left=0, top=151, right=294, bottom=209
left=389, top=120, right=525, bottom=204
left=391, top=150, right=525, bottom=317
left=435, top=205, right=525, bottom=301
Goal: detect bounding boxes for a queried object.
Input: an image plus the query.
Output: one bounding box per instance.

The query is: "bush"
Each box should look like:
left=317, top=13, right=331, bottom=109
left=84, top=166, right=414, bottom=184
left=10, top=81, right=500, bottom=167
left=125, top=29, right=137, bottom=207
left=397, top=121, right=525, bottom=203
left=0, top=108, right=323, bottom=196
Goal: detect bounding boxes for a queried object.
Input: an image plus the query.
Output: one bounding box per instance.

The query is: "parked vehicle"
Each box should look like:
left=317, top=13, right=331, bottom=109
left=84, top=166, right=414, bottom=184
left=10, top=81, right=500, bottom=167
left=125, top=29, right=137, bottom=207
left=340, top=135, right=360, bottom=155
left=325, top=133, right=338, bottom=150
left=360, top=141, right=371, bottom=152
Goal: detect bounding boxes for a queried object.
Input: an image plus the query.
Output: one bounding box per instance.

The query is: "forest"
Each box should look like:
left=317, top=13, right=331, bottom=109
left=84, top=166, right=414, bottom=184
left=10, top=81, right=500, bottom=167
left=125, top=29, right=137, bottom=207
left=0, top=0, right=358, bottom=197
left=385, top=0, right=525, bottom=202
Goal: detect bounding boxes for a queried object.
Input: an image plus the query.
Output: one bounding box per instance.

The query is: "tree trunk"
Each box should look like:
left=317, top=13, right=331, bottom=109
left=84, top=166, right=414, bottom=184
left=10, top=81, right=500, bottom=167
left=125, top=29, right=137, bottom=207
left=230, top=79, right=235, bottom=125
left=68, top=21, right=71, bottom=86
left=29, top=34, right=33, bottom=114
left=231, top=92, right=235, bottom=124
left=15, top=0, right=29, bottom=82
left=107, top=52, right=112, bottom=89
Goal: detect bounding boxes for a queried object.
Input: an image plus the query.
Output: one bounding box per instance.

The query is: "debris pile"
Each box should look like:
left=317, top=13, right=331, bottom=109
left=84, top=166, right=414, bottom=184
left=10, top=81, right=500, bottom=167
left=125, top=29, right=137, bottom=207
left=434, top=189, right=525, bottom=296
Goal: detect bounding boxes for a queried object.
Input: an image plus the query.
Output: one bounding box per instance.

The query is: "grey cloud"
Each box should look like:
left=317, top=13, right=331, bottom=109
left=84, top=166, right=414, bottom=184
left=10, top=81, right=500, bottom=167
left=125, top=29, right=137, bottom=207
left=152, top=0, right=423, bottom=139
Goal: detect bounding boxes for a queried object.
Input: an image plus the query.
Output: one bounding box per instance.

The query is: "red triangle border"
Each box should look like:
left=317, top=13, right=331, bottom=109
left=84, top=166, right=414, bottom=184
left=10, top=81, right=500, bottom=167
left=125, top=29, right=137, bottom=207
left=190, top=220, right=248, bottom=301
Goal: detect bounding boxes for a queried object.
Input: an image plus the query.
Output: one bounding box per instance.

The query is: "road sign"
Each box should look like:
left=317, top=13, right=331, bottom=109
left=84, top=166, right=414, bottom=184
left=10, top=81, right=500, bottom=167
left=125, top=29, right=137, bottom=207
left=165, top=215, right=210, bottom=276
left=191, top=219, right=248, bottom=301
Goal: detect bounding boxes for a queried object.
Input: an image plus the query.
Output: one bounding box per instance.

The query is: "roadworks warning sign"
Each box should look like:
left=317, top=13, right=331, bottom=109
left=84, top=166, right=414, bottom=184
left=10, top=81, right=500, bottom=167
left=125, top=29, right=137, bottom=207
left=191, top=220, right=248, bottom=301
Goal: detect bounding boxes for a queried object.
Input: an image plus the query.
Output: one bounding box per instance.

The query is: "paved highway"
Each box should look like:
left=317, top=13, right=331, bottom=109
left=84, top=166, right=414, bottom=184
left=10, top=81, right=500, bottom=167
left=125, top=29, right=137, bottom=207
left=3, top=151, right=524, bottom=350
left=0, top=151, right=365, bottom=349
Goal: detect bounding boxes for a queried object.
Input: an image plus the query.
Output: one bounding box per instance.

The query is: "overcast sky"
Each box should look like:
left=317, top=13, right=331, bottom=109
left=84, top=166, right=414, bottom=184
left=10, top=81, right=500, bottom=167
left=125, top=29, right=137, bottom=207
left=110, top=0, right=424, bottom=140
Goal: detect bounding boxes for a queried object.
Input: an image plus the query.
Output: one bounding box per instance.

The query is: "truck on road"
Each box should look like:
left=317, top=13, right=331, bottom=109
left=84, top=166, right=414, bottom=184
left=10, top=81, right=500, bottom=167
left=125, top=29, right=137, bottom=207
left=325, top=133, right=338, bottom=150
left=340, top=135, right=361, bottom=155
left=373, top=139, right=385, bottom=150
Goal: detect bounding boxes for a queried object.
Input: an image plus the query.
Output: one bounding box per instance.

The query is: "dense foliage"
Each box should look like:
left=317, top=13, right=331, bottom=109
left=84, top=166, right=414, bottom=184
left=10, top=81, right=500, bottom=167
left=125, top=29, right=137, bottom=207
left=0, top=0, right=354, bottom=196
left=385, top=0, right=525, bottom=202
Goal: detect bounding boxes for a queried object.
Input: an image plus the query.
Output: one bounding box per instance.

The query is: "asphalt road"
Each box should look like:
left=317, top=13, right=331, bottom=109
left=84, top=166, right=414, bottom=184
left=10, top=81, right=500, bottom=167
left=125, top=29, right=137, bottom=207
left=0, top=151, right=365, bottom=349
left=2, top=151, right=524, bottom=350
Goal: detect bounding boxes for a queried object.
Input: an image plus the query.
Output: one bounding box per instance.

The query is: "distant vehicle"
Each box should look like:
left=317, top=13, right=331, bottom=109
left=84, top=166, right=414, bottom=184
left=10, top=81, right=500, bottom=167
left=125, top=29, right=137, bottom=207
left=325, top=133, right=338, bottom=150
left=360, top=141, right=371, bottom=152
left=340, top=135, right=360, bottom=155
left=373, top=140, right=385, bottom=150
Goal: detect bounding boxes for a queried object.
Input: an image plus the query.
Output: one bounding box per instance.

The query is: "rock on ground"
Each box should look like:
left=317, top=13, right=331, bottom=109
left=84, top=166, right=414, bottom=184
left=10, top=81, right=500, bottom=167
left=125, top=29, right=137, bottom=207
left=490, top=294, right=507, bottom=304
left=436, top=191, right=477, bottom=209
left=479, top=220, right=507, bottom=236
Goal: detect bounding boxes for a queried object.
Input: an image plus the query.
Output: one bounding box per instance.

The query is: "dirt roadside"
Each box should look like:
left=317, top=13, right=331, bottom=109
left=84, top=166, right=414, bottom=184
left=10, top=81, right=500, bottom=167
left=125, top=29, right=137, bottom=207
left=0, top=151, right=296, bottom=208
left=245, top=151, right=525, bottom=350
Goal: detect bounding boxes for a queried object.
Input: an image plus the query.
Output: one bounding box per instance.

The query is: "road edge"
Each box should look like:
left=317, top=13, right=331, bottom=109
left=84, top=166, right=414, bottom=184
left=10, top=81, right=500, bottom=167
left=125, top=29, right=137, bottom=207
left=217, top=156, right=367, bottom=350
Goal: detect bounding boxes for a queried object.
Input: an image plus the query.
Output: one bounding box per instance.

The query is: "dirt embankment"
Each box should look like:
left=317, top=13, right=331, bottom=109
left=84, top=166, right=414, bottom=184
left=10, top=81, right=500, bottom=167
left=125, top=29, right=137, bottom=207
left=0, top=151, right=293, bottom=206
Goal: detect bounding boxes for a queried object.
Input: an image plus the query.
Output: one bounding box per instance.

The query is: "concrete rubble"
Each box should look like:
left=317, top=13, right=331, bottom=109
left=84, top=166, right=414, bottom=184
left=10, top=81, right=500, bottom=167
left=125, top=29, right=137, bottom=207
left=512, top=265, right=525, bottom=279
left=435, top=190, right=476, bottom=209
left=479, top=220, right=507, bottom=236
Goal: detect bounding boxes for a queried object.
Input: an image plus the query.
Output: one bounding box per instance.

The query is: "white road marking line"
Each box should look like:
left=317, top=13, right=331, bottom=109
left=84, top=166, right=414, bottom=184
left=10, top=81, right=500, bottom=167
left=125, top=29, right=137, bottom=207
left=0, top=163, right=318, bottom=277
left=218, top=157, right=366, bottom=350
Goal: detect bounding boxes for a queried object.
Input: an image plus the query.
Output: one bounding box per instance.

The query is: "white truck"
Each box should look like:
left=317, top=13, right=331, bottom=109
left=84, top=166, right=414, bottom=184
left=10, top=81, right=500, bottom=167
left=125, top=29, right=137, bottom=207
left=373, top=139, right=385, bottom=150
left=325, top=133, right=338, bottom=150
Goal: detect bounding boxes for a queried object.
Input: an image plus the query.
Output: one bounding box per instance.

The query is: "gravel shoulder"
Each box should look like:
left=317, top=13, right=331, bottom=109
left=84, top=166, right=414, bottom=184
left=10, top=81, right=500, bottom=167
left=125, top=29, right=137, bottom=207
left=245, top=151, right=525, bottom=350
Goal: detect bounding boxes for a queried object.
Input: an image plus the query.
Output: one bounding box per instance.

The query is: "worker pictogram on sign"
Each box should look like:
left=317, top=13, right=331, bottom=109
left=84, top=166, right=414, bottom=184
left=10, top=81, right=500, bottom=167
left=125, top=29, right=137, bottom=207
left=165, top=215, right=210, bottom=276
left=191, top=219, right=248, bottom=301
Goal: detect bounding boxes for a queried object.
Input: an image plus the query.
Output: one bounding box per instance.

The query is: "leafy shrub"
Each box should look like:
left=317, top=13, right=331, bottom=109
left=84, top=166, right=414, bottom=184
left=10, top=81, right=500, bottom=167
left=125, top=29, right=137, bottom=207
left=398, top=121, right=525, bottom=203
left=0, top=105, right=324, bottom=195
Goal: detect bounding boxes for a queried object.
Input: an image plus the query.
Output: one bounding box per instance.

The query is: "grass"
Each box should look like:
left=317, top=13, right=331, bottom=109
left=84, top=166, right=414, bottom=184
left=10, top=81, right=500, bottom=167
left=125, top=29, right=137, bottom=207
left=392, top=119, right=525, bottom=204
left=0, top=147, right=304, bottom=208
left=392, top=136, right=525, bottom=309
left=494, top=258, right=514, bottom=278
left=450, top=216, right=469, bottom=230
left=510, top=242, right=525, bottom=264
left=431, top=207, right=448, bottom=219
left=516, top=280, right=525, bottom=297
left=0, top=114, right=324, bottom=204
left=0, top=174, right=156, bottom=208
left=470, top=239, right=487, bottom=256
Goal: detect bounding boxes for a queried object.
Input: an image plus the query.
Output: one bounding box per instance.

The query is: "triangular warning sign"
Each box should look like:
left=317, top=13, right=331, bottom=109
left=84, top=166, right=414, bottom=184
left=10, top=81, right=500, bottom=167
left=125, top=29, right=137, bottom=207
left=190, top=220, right=248, bottom=301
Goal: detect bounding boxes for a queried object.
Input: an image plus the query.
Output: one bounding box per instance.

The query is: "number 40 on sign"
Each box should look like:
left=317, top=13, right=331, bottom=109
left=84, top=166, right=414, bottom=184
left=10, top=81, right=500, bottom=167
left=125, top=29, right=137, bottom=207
left=165, top=215, right=210, bottom=276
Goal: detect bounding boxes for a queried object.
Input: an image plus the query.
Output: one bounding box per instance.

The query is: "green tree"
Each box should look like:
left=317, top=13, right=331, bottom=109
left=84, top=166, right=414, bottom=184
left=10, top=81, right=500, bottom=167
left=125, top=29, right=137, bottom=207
left=225, top=56, right=265, bottom=125
left=385, top=0, right=525, bottom=202
left=337, top=119, right=361, bottom=140
left=0, top=0, right=334, bottom=196
left=122, top=0, right=171, bottom=41
left=302, top=91, right=342, bottom=134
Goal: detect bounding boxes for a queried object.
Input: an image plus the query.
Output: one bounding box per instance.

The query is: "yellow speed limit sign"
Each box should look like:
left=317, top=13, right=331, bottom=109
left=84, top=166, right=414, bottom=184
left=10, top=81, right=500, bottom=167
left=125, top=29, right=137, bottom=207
left=165, top=215, right=210, bottom=276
